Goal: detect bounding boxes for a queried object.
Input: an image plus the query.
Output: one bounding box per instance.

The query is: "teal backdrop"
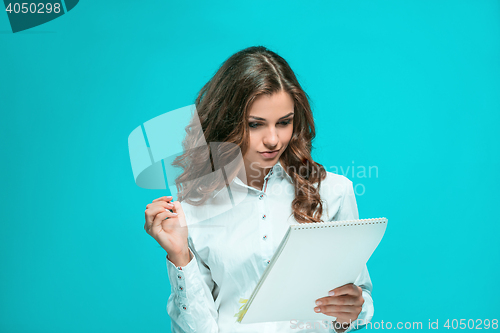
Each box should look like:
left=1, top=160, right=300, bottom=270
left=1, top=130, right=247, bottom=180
left=1, top=0, right=499, bottom=332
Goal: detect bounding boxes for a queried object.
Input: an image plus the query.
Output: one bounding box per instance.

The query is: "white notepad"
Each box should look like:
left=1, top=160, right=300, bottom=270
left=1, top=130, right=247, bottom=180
left=236, top=217, right=388, bottom=324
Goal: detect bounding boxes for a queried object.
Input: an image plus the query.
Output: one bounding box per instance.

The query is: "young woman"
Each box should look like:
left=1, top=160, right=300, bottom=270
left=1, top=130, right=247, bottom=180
left=144, top=46, right=374, bottom=333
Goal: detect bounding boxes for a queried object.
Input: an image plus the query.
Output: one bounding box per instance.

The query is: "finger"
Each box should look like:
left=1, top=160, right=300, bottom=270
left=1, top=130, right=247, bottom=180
left=149, top=205, right=178, bottom=229
left=151, top=210, right=178, bottom=234
left=316, top=295, right=358, bottom=306
left=145, top=208, right=159, bottom=232
left=316, top=304, right=358, bottom=315
left=152, top=196, right=173, bottom=203
left=328, top=283, right=359, bottom=297
left=146, top=210, right=165, bottom=234
left=145, top=202, right=175, bottom=225
left=149, top=211, right=168, bottom=235
left=147, top=201, right=175, bottom=212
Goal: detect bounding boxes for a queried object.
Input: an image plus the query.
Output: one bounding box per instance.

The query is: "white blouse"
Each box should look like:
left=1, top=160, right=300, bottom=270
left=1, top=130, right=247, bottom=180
left=165, top=160, right=374, bottom=333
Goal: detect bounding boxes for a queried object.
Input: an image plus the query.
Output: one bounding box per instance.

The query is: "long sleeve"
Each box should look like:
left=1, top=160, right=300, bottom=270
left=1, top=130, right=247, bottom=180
left=329, top=178, right=375, bottom=333
left=166, top=235, right=219, bottom=333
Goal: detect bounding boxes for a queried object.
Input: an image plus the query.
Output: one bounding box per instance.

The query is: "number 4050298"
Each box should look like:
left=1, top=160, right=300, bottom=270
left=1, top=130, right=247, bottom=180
left=5, top=3, right=62, bottom=14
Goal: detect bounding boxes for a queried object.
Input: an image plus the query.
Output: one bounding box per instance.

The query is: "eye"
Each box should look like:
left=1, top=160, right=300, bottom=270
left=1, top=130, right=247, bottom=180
left=278, top=119, right=292, bottom=126
left=248, top=122, right=262, bottom=128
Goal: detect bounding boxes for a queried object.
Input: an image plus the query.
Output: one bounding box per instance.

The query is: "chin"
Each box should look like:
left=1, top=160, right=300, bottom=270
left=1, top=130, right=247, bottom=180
left=245, top=153, right=280, bottom=168
left=260, top=154, right=281, bottom=163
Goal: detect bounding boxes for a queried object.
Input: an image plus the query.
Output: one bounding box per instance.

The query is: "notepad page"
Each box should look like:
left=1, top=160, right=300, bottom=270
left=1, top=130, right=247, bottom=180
left=240, top=218, right=387, bottom=324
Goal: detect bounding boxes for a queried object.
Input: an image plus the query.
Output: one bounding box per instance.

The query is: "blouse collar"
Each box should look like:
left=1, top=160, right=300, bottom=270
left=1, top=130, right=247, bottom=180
left=212, top=160, right=293, bottom=198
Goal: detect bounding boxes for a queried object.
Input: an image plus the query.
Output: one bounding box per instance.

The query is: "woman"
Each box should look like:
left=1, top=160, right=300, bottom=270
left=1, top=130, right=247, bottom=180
left=144, top=46, right=374, bottom=333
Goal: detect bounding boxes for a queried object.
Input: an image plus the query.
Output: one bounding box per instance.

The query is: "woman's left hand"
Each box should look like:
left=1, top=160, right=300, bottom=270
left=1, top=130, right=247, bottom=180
left=314, top=283, right=364, bottom=331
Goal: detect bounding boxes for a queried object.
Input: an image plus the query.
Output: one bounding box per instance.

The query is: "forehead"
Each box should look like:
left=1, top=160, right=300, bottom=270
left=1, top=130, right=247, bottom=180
left=248, top=91, right=294, bottom=118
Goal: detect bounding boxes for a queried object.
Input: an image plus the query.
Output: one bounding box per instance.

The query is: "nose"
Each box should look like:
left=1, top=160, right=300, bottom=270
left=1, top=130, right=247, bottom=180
left=263, top=126, right=279, bottom=148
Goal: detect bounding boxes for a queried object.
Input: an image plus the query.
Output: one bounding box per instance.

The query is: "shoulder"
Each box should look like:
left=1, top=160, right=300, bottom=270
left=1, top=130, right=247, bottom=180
left=319, top=171, right=353, bottom=199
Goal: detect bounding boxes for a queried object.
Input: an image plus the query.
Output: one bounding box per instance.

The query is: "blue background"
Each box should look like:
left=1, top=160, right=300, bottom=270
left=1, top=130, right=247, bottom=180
left=1, top=0, right=499, bottom=332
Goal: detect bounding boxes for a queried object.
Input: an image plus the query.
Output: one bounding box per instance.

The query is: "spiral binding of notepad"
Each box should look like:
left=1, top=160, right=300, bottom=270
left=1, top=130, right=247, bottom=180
left=291, top=217, right=387, bottom=230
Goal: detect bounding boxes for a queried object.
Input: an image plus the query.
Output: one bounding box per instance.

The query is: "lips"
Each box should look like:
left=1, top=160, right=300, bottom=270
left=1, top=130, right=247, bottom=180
left=259, top=148, right=281, bottom=154
left=259, top=148, right=280, bottom=159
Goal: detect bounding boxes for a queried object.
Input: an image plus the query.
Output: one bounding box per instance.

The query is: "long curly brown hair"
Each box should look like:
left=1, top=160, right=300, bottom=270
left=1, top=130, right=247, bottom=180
left=172, top=46, right=327, bottom=223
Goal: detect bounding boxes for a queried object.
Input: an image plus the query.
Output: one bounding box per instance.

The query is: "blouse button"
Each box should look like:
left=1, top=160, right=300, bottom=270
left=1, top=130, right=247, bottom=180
left=259, top=194, right=264, bottom=200
left=177, top=274, right=182, bottom=280
left=266, top=260, right=271, bottom=265
left=263, top=235, right=267, bottom=240
left=179, top=286, right=183, bottom=291
left=262, top=214, right=266, bottom=220
left=181, top=304, right=187, bottom=311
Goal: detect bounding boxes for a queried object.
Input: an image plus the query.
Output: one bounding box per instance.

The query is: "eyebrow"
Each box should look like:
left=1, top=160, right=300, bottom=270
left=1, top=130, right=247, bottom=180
left=249, top=112, right=294, bottom=121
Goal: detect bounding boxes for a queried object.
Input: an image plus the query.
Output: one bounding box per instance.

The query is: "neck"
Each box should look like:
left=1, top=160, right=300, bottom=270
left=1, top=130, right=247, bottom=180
left=243, top=160, right=272, bottom=191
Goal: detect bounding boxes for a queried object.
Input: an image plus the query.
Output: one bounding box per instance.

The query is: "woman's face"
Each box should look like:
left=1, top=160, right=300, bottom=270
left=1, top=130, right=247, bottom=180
left=243, top=90, right=294, bottom=179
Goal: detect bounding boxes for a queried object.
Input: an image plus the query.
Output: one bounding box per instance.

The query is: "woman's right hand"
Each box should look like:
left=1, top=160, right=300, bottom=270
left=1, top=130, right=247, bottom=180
left=144, top=196, right=190, bottom=265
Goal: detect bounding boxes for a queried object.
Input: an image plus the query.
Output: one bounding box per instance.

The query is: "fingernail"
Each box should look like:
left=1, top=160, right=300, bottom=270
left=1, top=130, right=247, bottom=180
left=171, top=212, right=178, bottom=216
left=328, top=291, right=335, bottom=296
left=315, top=300, right=322, bottom=305
left=314, top=307, right=321, bottom=312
